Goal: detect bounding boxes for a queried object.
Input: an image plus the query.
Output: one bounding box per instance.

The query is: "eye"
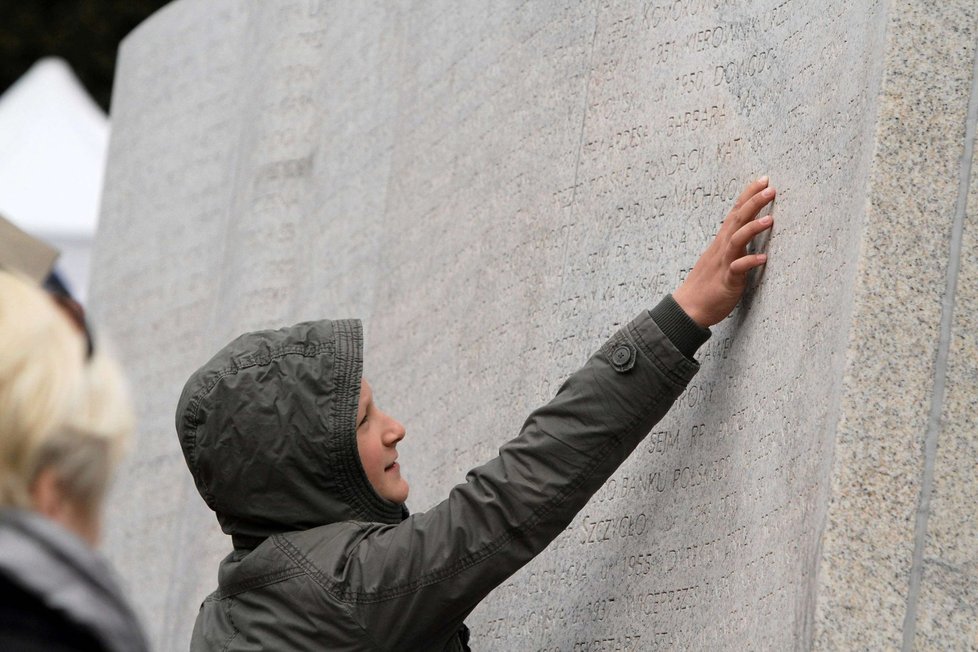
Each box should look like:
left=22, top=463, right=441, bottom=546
left=357, top=403, right=372, bottom=428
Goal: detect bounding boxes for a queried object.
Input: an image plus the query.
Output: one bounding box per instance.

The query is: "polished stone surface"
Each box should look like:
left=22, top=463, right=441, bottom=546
left=89, top=1, right=977, bottom=649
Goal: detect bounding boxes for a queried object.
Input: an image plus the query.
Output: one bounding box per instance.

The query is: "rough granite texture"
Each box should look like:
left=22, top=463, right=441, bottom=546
left=88, top=0, right=977, bottom=649
left=911, top=81, right=978, bottom=651
left=814, top=2, right=978, bottom=650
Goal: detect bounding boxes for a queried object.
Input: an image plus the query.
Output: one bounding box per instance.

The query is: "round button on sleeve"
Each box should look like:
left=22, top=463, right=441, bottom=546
left=610, top=343, right=636, bottom=372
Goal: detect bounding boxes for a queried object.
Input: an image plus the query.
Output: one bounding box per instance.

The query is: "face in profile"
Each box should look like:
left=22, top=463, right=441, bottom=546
left=355, top=379, right=409, bottom=504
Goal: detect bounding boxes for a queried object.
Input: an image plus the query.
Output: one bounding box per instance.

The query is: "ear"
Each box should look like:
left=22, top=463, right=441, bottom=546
left=29, top=466, right=66, bottom=520
left=29, top=467, right=100, bottom=546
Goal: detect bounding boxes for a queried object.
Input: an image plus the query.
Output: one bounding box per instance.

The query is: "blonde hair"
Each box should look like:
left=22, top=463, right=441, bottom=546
left=0, top=271, right=133, bottom=516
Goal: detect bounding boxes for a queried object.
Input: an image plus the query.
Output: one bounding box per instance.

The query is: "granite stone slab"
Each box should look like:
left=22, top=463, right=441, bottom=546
left=88, top=1, right=978, bottom=649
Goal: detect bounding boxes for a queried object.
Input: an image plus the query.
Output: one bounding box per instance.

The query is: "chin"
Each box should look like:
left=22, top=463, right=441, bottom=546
left=387, top=483, right=409, bottom=504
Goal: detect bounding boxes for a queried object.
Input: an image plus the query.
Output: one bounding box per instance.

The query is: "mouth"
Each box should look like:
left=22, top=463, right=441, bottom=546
left=385, top=461, right=399, bottom=473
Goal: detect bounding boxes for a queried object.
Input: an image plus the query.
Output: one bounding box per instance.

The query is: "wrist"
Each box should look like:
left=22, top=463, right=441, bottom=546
left=650, top=295, right=711, bottom=359
left=671, top=287, right=710, bottom=328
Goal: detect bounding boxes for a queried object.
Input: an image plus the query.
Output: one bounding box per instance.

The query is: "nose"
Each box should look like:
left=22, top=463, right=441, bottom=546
left=382, top=412, right=406, bottom=446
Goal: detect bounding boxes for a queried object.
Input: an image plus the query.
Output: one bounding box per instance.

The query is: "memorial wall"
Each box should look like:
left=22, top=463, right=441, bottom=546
left=89, top=0, right=978, bottom=649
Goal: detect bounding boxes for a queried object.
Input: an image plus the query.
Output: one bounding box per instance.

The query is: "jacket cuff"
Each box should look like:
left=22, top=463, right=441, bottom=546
left=649, top=294, right=711, bottom=360
left=621, top=309, right=700, bottom=389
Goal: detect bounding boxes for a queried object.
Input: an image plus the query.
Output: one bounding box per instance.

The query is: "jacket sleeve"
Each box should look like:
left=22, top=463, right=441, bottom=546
left=343, top=309, right=700, bottom=649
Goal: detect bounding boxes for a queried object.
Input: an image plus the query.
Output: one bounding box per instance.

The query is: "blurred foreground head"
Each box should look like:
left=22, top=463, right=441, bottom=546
left=0, top=271, right=133, bottom=545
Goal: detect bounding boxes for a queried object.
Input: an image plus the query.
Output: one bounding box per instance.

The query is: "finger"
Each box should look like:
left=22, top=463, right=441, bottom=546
left=720, top=178, right=771, bottom=234
left=730, top=253, right=768, bottom=275
left=731, top=176, right=770, bottom=211
left=729, top=215, right=773, bottom=251
left=733, top=185, right=776, bottom=226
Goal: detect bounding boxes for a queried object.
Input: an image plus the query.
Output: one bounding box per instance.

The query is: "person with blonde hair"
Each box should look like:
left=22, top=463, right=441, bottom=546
left=0, top=270, right=149, bottom=652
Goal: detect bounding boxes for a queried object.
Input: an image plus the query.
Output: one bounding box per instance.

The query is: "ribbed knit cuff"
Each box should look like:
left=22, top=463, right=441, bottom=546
left=649, top=294, right=711, bottom=360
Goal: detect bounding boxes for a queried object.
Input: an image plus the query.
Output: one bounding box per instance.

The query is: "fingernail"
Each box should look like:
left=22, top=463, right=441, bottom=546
left=758, top=254, right=768, bottom=262
left=757, top=175, right=769, bottom=185
left=763, top=187, right=775, bottom=197
left=760, top=215, right=773, bottom=225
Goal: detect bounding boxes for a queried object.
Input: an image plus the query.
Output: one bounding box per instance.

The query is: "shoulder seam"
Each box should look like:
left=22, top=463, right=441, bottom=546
left=214, top=565, right=308, bottom=600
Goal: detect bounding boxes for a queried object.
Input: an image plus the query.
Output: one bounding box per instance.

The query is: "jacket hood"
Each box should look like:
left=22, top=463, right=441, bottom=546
left=176, top=319, right=405, bottom=550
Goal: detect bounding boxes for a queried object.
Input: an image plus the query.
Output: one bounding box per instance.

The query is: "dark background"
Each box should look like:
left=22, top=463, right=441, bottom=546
left=0, top=0, right=172, bottom=112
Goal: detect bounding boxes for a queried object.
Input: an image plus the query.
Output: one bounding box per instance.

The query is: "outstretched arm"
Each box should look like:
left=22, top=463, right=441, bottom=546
left=339, top=179, right=776, bottom=648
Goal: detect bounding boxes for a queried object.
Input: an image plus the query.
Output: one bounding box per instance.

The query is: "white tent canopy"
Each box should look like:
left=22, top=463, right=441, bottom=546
left=0, top=57, right=110, bottom=301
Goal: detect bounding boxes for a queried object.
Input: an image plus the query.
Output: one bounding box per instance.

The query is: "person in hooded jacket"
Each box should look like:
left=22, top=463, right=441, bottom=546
left=0, top=271, right=149, bottom=652
left=177, top=179, right=777, bottom=650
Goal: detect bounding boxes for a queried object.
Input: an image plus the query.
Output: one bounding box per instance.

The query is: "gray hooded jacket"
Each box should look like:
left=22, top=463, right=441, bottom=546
left=177, top=298, right=706, bottom=651
left=0, top=509, right=149, bottom=652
